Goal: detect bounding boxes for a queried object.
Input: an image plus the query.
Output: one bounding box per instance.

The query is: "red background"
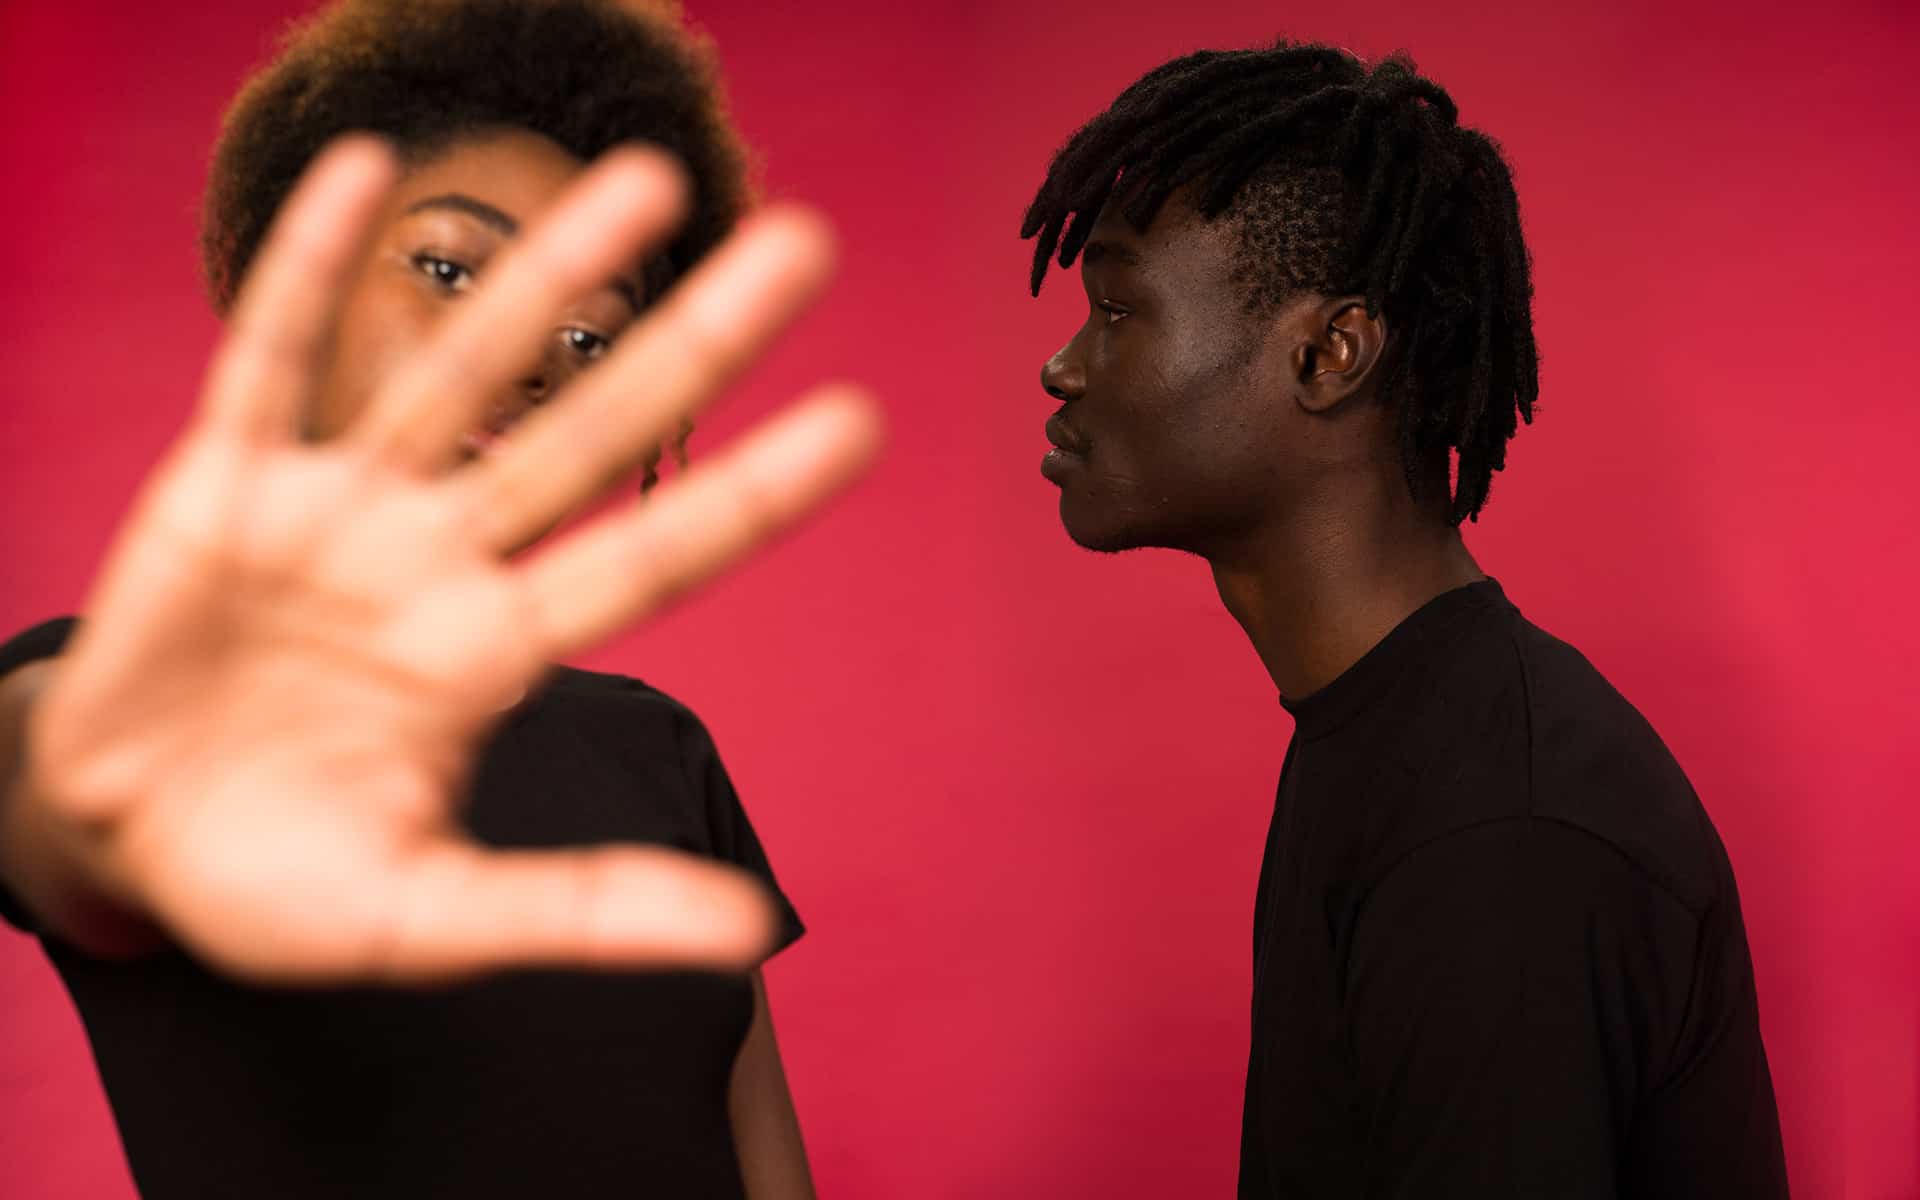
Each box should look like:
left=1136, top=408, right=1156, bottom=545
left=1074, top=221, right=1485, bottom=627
left=2, top=1, right=1915, bottom=1196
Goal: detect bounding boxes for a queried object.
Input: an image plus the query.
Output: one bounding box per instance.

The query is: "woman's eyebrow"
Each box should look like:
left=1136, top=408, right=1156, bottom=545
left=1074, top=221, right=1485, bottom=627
left=404, top=192, right=518, bottom=235
left=403, top=192, right=642, bottom=311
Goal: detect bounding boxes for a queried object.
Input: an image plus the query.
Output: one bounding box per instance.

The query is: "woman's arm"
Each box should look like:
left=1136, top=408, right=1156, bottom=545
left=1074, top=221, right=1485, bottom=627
left=0, top=657, right=156, bottom=949
left=730, top=971, right=816, bottom=1200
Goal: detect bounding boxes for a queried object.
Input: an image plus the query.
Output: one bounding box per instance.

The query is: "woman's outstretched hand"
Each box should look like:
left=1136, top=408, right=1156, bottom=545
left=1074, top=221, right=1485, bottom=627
left=0, top=138, right=880, bottom=984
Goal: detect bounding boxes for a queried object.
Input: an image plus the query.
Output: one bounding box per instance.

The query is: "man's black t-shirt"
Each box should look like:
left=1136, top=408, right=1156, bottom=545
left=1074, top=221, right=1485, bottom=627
left=1239, top=580, right=1788, bottom=1198
left=0, top=619, right=802, bottom=1200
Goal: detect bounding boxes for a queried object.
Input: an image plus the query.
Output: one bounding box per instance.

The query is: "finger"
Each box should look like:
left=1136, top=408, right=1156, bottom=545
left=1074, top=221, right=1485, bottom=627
left=516, top=385, right=881, bottom=657
left=198, top=137, right=398, bottom=443
left=352, top=147, right=690, bottom=473
left=454, top=207, right=837, bottom=555
left=371, top=843, right=781, bottom=981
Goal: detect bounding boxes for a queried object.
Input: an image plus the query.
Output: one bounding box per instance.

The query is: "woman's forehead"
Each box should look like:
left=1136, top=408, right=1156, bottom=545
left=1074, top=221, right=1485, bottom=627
left=389, top=128, right=587, bottom=220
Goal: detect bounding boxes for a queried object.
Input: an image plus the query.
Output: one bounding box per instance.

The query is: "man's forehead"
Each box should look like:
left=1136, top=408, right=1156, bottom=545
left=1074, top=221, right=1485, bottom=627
left=1083, top=193, right=1237, bottom=275
left=1085, top=197, right=1156, bottom=250
left=1080, top=234, right=1141, bottom=269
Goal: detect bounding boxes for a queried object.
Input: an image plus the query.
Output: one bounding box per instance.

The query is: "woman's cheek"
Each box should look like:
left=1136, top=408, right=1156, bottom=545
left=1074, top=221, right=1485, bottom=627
left=310, top=278, right=435, bottom=437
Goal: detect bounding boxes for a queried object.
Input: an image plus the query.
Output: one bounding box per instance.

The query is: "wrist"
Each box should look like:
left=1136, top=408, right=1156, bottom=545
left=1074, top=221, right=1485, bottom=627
left=0, top=663, right=160, bottom=954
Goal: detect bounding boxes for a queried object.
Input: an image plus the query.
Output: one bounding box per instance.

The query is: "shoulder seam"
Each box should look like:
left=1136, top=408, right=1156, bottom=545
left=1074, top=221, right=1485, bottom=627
left=1511, top=604, right=1539, bottom=820
left=546, top=666, right=698, bottom=716
left=1353, top=813, right=1709, bottom=924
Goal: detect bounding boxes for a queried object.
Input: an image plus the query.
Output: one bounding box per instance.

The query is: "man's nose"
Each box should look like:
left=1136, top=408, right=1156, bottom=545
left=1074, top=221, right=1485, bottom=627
left=1041, top=340, right=1084, bottom=402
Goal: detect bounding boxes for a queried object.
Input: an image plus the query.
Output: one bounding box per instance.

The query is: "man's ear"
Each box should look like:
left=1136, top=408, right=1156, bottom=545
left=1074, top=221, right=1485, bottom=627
left=1288, top=296, right=1387, bottom=414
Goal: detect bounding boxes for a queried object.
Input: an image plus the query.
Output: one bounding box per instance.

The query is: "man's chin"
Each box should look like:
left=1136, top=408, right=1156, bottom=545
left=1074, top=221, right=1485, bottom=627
left=1059, top=497, right=1152, bottom=555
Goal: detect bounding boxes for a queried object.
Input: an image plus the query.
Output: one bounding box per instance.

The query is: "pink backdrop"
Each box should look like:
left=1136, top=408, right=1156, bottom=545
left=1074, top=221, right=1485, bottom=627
left=2, top=1, right=1915, bottom=1196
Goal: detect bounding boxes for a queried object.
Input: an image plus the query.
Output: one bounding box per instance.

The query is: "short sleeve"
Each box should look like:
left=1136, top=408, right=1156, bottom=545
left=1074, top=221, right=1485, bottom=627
left=1343, top=817, right=1702, bottom=1197
left=0, top=618, right=76, bottom=679
left=672, top=709, right=804, bottom=958
left=0, top=618, right=78, bottom=933
left=1615, top=856, right=1789, bottom=1198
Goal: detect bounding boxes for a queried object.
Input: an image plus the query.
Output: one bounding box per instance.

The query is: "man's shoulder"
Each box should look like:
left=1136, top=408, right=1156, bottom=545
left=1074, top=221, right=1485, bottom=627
left=1360, top=598, right=1728, bottom=917
left=1339, top=603, right=1730, bottom=937
left=1499, top=610, right=1729, bottom=917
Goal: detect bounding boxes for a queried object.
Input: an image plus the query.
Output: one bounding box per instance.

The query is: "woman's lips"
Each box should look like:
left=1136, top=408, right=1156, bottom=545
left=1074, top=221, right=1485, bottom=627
left=459, top=427, right=501, bottom=458
left=458, top=407, right=526, bottom=460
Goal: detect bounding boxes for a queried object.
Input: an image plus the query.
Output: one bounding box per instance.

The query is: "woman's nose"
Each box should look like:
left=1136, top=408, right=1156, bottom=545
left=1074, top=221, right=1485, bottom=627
left=520, top=340, right=578, bottom=407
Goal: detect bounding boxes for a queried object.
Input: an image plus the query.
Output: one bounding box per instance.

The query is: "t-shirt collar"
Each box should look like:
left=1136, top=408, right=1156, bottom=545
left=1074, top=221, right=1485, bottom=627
left=1278, top=578, right=1509, bottom=740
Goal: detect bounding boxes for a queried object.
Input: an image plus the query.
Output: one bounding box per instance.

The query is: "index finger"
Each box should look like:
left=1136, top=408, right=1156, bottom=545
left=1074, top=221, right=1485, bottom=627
left=197, top=137, right=398, bottom=443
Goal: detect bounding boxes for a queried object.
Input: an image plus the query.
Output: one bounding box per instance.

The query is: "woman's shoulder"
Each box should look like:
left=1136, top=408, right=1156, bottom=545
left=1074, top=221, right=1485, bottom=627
left=539, top=664, right=699, bottom=722
left=0, top=617, right=78, bottom=676
left=529, top=665, right=721, bottom=764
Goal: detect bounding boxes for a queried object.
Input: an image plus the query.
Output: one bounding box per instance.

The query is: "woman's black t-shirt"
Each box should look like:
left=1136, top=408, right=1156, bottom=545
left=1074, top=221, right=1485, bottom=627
left=0, top=618, right=803, bottom=1199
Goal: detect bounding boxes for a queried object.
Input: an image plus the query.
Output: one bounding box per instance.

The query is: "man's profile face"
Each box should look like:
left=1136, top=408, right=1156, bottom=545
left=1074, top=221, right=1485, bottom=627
left=1037, top=196, right=1298, bottom=558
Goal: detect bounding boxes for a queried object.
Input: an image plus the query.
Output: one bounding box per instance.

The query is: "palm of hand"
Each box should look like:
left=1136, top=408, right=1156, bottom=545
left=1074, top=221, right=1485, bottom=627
left=37, top=439, right=538, bottom=980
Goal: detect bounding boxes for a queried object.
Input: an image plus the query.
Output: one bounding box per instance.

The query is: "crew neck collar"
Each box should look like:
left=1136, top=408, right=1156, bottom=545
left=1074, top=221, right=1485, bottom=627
left=1279, top=578, right=1510, bottom=739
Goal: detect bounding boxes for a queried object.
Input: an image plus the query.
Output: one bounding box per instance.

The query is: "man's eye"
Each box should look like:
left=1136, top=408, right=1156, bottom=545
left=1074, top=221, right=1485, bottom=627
left=412, top=253, right=474, bottom=293
left=1096, top=300, right=1128, bottom=325
left=561, top=327, right=610, bottom=360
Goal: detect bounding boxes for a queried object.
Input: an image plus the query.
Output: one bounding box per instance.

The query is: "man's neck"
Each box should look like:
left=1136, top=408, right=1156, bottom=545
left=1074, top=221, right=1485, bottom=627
left=1208, top=471, right=1484, bottom=701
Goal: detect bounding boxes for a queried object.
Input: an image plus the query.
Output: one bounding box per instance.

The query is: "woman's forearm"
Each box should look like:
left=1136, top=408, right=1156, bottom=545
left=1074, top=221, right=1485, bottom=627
left=729, top=971, right=817, bottom=1200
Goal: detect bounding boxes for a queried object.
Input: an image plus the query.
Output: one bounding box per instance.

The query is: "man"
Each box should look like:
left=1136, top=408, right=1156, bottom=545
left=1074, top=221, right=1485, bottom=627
left=1024, top=42, right=1788, bottom=1196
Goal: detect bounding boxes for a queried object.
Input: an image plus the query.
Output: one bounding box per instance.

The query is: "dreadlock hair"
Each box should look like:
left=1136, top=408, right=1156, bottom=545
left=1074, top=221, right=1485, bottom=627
left=202, top=0, right=748, bottom=314
left=1021, top=42, right=1538, bottom=524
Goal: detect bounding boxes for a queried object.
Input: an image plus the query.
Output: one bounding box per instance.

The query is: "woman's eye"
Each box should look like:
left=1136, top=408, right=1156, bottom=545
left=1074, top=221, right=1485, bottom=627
left=412, top=253, right=474, bottom=293
left=561, top=327, right=610, bottom=361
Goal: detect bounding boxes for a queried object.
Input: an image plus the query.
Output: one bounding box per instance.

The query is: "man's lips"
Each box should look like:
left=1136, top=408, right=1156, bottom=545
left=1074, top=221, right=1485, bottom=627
left=1041, top=411, right=1090, bottom=484
left=1044, top=412, right=1090, bottom=455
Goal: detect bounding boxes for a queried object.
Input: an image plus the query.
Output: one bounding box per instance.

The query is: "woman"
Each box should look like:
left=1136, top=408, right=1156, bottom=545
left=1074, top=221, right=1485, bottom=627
left=0, top=1, right=878, bottom=1196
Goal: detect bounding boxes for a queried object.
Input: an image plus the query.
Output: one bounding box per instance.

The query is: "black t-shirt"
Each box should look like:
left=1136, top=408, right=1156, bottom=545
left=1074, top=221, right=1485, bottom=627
left=1238, top=580, right=1787, bottom=1198
left=0, top=618, right=802, bottom=1200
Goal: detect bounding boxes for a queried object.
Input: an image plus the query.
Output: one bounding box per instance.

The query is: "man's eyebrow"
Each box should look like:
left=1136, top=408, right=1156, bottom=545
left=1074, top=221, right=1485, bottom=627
left=403, top=192, right=643, bottom=312
left=1081, top=239, right=1140, bottom=268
